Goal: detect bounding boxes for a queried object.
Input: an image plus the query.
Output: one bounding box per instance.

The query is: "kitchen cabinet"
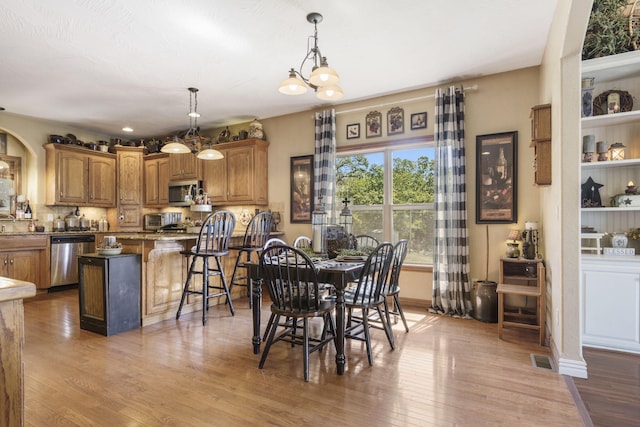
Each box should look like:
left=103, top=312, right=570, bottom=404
left=531, top=104, right=551, bottom=185
left=582, top=256, right=640, bottom=353
left=169, top=152, right=200, bottom=180
left=203, top=138, right=269, bottom=205
left=110, top=146, right=144, bottom=229
left=45, top=143, right=116, bottom=207
left=78, top=253, right=141, bottom=336
left=144, top=153, right=170, bottom=206
left=0, top=235, right=49, bottom=289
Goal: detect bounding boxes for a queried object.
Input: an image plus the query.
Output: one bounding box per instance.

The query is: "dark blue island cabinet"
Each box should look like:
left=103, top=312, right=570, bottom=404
left=78, top=253, right=141, bottom=336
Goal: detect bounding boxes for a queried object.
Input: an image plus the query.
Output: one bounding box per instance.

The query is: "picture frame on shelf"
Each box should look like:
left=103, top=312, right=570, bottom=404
left=346, top=123, right=360, bottom=140
left=476, top=131, right=518, bottom=224
left=365, top=111, right=382, bottom=138
left=290, top=155, right=314, bottom=223
left=410, top=112, right=427, bottom=130
left=387, top=107, right=404, bottom=135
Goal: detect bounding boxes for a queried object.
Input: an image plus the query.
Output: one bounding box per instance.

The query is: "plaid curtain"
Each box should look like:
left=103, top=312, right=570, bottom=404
left=431, top=86, right=472, bottom=318
left=314, top=109, right=336, bottom=221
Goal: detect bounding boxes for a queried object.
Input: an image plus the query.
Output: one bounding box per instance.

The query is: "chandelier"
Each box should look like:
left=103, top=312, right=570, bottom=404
left=161, top=88, right=224, bottom=160
left=278, top=12, right=343, bottom=101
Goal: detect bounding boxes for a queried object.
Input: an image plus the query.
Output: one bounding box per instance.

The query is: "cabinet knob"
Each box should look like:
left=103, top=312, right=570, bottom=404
left=9, top=258, right=14, bottom=264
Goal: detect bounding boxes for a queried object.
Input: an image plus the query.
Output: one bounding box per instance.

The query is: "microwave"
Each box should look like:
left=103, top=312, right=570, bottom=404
left=168, top=180, right=202, bottom=206
left=144, top=212, right=182, bottom=231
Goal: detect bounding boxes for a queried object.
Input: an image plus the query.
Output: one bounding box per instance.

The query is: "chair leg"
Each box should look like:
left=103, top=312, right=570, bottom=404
left=259, top=314, right=280, bottom=369
left=393, top=294, right=409, bottom=333
left=263, top=313, right=276, bottom=341
left=246, top=252, right=253, bottom=308
left=215, top=256, right=234, bottom=316
left=362, top=309, right=373, bottom=366
left=176, top=255, right=196, bottom=320
left=228, top=250, right=244, bottom=298
left=376, top=305, right=395, bottom=350
left=303, top=318, right=310, bottom=382
left=202, top=257, right=209, bottom=326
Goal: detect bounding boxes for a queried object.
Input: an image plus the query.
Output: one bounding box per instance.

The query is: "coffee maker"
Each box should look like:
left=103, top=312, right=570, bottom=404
left=521, top=221, right=539, bottom=260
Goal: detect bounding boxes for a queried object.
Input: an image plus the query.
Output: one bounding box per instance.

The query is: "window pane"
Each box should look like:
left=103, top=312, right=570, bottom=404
left=392, top=207, right=434, bottom=264
left=392, top=147, right=435, bottom=204
left=336, top=153, right=384, bottom=205
left=351, top=208, right=383, bottom=243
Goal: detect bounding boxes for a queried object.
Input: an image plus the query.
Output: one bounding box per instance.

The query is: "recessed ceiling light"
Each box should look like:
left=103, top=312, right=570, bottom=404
left=122, top=126, right=133, bottom=132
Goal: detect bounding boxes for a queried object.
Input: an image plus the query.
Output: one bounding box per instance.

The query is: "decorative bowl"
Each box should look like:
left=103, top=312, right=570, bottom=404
left=98, top=247, right=122, bottom=256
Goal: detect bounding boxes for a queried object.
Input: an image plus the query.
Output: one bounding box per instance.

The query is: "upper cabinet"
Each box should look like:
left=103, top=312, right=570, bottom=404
left=144, top=153, right=170, bottom=206
left=203, top=138, right=269, bottom=205
left=113, top=146, right=144, bottom=229
left=581, top=50, right=640, bottom=235
left=169, top=152, right=200, bottom=180
left=45, top=143, right=116, bottom=207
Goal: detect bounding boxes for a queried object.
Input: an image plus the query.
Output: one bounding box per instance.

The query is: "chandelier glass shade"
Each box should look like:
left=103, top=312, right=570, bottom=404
left=161, top=87, right=223, bottom=160
left=278, top=12, right=343, bottom=101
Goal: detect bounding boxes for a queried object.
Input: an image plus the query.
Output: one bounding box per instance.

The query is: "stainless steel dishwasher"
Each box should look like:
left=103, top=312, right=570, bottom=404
left=50, top=234, right=95, bottom=287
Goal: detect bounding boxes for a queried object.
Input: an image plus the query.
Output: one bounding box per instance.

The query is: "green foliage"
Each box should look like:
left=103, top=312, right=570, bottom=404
left=582, top=0, right=638, bottom=59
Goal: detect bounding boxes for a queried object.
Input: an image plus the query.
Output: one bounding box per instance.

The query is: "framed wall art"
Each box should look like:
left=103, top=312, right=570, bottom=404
left=290, top=155, right=314, bottom=223
left=476, top=131, right=518, bottom=224
left=365, top=111, right=382, bottom=138
left=410, top=112, right=427, bottom=130
left=346, top=123, right=360, bottom=139
left=387, top=107, right=404, bottom=135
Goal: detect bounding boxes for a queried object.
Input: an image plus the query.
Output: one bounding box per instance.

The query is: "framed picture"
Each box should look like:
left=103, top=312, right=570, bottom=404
left=346, top=123, right=360, bottom=139
left=476, top=131, right=518, bottom=224
left=410, top=112, right=427, bottom=130
left=0, top=133, right=6, bottom=155
left=290, top=155, right=314, bottom=223
left=365, top=111, right=382, bottom=138
left=387, top=107, right=404, bottom=135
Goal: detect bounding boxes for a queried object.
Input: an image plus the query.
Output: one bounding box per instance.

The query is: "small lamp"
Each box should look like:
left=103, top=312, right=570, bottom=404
left=339, top=197, right=353, bottom=236
left=506, top=229, right=521, bottom=258
left=311, top=195, right=327, bottom=255
left=609, top=142, right=626, bottom=161
left=582, top=135, right=595, bottom=163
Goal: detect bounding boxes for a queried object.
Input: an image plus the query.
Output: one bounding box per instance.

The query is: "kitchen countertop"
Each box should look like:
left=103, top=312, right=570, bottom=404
left=0, top=230, right=284, bottom=239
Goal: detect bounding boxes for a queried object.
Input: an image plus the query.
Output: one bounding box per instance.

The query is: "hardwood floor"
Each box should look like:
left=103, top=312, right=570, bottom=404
left=22, top=290, right=583, bottom=426
left=572, top=347, right=640, bottom=427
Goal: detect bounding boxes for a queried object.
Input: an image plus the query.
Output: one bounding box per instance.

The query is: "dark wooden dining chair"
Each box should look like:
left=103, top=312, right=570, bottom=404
left=344, top=242, right=394, bottom=365
left=293, top=235, right=312, bottom=250
left=259, top=245, right=336, bottom=382
left=176, top=210, right=236, bottom=325
left=228, top=211, right=273, bottom=307
left=264, top=237, right=287, bottom=249
left=355, top=235, right=379, bottom=251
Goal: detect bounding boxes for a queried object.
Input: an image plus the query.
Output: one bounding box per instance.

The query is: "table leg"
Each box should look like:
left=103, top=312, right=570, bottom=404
left=251, top=273, right=262, bottom=354
left=334, top=274, right=346, bottom=375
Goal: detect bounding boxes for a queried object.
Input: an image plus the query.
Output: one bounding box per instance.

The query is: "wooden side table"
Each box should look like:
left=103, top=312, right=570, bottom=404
left=497, top=257, right=546, bottom=345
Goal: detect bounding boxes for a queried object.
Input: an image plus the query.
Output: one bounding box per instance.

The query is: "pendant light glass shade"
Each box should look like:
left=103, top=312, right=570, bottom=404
left=197, top=147, right=224, bottom=160
left=309, top=65, right=339, bottom=87
left=279, top=69, right=308, bottom=95
left=161, top=137, right=191, bottom=154
left=316, top=84, right=343, bottom=101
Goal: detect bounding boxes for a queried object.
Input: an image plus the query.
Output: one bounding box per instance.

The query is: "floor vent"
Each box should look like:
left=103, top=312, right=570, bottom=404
left=531, top=354, right=554, bottom=370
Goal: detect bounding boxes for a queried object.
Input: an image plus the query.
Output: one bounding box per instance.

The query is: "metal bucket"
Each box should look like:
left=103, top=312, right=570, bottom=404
left=472, top=280, right=498, bottom=323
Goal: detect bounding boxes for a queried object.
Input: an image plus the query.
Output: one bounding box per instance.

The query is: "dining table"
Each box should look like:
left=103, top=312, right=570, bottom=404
left=246, top=258, right=364, bottom=375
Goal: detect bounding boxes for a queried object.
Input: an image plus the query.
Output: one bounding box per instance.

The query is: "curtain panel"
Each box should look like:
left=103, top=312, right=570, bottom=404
left=314, top=109, right=337, bottom=220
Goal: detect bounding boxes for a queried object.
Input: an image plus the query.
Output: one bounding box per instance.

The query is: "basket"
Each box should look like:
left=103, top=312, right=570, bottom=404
left=593, top=90, right=633, bottom=115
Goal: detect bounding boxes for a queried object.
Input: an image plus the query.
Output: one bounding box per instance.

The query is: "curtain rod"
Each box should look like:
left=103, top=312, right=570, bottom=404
left=335, top=84, right=478, bottom=116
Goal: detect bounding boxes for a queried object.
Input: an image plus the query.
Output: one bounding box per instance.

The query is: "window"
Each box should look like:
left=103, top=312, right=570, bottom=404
left=336, top=141, right=434, bottom=265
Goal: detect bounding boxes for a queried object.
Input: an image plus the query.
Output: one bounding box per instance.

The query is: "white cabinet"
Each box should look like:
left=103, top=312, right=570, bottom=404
left=582, top=256, right=640, bottom=353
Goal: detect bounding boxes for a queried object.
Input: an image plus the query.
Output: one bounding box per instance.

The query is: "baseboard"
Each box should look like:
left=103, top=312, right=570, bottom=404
left=398, top=296, right=431, bottom=310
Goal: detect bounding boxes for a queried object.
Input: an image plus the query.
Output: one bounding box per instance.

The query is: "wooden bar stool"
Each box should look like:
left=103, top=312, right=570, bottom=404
left=176, top=210, right=236, bottom=325
left=228, top=211, right=273, bottom=307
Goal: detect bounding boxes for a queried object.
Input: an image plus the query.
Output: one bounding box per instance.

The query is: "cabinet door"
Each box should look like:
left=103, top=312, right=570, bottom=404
left=118, top=151, right=142, bottom=204
left=144, top=158, right=160, bottom=206
left=226, top=146, right=254, bottom=202
left=89, top=156, right=116, bottom=206
left=7, top=250, right=40, bottom=284
left=157, top=156, right=170, bottom=205
left=58, top=150, right=88, bottom=204
left=169, top=153, right=199, bottom=180
left=118, top=204, right=142, bottom=228
left=203, top=150, right=228, bottom=203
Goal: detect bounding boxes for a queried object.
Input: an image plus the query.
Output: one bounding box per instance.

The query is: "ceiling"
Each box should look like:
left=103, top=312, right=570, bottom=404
left=0, top=0, right=559, bottom=138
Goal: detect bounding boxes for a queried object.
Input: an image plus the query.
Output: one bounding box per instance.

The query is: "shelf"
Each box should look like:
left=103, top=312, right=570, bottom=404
left=581, top=158, right=640, bottom=168
left=581, top=109, right=640, bottom=128
left=581, top=206, right=640, bottom=212
left=582, top=50, right=640, bottom=83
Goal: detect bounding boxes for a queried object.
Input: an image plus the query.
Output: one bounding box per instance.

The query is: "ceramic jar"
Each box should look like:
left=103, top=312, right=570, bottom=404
left=612, top=233, right=628, bottom=248
left=248, top=119, right=264, bottom=140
